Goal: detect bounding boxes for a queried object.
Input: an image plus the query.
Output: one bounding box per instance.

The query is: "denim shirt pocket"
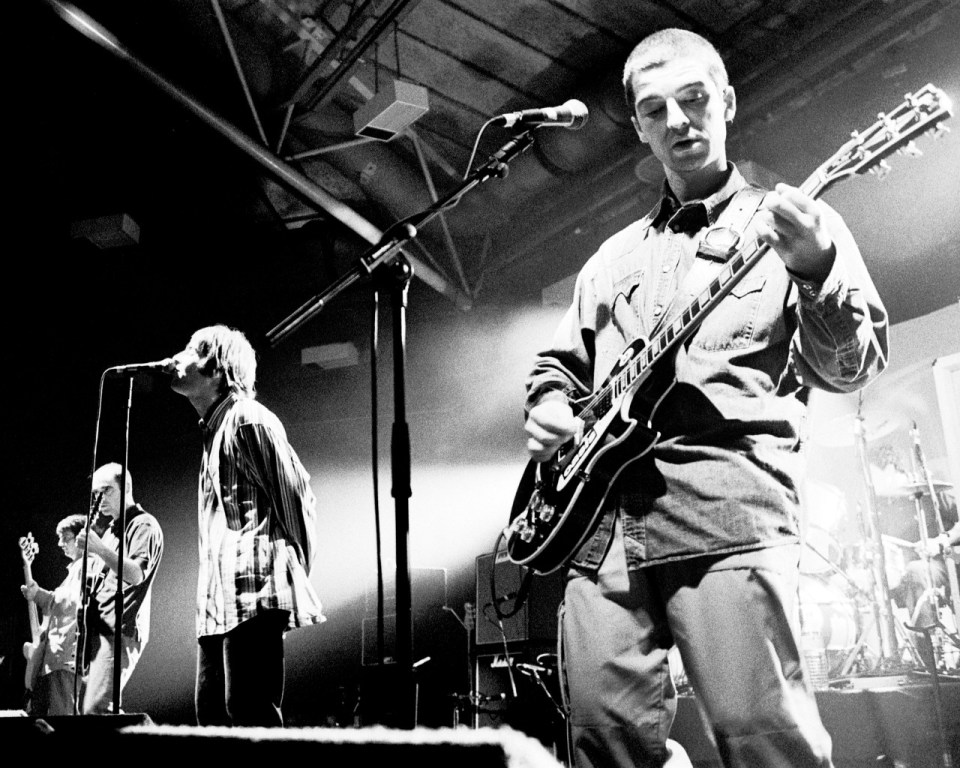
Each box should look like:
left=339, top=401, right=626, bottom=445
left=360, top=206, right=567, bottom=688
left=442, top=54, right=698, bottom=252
left=690, top=274, right=768, bottom=351
left=610, top=268, right=646, bottom=340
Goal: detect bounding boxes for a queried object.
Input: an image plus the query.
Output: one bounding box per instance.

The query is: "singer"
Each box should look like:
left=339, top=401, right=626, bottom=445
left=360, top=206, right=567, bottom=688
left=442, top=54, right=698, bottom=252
left=76, top=463, right=164, bottom=715
left=522, top=28, right=888, bottom=768
left=169, top=324, right=324, bottom=727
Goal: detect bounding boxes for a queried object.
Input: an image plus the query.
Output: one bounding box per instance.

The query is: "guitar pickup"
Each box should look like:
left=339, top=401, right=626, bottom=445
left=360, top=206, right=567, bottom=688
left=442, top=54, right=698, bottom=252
left=561, top=430, right=597, bottom=481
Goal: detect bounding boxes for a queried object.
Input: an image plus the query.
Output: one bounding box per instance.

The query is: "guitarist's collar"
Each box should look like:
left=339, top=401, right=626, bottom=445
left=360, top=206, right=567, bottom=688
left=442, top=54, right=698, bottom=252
left=652, top=163, right=745, bottom=234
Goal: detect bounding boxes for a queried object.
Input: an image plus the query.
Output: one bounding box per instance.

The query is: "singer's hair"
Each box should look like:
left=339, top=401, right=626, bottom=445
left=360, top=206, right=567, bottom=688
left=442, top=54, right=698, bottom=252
left=56, top=513, right=87, bottom=539
left=192, top=324, right=257, bottom=398
left=622, top=28, right=729, bottom=110
left=93, top=462, right=135, bottom=506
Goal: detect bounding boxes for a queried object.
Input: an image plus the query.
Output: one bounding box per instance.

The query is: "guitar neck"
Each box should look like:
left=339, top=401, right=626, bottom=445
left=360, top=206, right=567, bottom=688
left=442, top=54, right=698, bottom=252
left=22, top=561, right=41, bottom=644
left=587, top=169, right=839, bottom=417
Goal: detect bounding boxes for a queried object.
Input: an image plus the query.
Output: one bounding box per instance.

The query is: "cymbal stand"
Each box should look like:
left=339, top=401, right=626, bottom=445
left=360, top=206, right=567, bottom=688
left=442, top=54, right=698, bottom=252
left=906, top=423, right=956, bottom=768
left=908, top=422, right=960, bottom=650
left=851, top=397, right=901, bottom=667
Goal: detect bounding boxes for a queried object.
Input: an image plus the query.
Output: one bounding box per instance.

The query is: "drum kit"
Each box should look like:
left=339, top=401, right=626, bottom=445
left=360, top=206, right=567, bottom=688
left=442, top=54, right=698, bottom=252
left=800, top=400, right=960, bottom=685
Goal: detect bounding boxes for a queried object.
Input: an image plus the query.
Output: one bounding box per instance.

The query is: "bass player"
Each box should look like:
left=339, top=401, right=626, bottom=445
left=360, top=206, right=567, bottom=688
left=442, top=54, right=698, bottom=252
left=20, top=514, right=90, bottom=716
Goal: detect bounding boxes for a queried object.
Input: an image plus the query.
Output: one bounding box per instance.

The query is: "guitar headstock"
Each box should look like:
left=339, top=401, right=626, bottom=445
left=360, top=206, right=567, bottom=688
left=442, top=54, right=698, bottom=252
left=19, top=532, right=38, bottom=567
left=812, top=83, right=952, bottom=195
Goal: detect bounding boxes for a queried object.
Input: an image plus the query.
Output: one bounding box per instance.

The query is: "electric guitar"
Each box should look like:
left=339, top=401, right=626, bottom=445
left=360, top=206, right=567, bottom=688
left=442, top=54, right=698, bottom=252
left=18, top=532, right=49, bottom=693
left=506, top=83, right=953, bottom=575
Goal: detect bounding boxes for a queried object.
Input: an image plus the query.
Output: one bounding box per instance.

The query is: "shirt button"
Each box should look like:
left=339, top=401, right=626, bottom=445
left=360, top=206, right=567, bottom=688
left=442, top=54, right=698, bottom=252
left=653, top=305, right=662, bottom=316
left=662, top=264, right=671, bottom=273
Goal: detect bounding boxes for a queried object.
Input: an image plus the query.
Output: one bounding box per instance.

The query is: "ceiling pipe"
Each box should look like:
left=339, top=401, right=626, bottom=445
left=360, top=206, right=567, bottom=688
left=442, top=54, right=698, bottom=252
left=43, top=0, right=471, bottom=313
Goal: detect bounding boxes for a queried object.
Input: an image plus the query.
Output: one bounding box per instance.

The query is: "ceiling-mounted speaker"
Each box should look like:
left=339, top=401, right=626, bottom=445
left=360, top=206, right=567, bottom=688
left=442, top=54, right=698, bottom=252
left=353, top=79, right=429, bottom=141
left=70, top=213, right=141, bottom=249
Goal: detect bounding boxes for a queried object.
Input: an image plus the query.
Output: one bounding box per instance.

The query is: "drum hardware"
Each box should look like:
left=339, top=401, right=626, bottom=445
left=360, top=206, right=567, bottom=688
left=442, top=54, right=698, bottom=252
left=848, top=392, right=903, bottom=668
left=878, top=479, right=955, bottom=498
left=906, top=422, right=960, bottom=661
left=811, top=408, right=905, bottom=448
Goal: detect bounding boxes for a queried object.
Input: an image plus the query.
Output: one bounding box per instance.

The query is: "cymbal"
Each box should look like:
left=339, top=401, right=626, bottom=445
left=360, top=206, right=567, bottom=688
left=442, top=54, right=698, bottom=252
left=878, top=479, right=955, bottom=498
left=811, top=410, right=905, bottom=447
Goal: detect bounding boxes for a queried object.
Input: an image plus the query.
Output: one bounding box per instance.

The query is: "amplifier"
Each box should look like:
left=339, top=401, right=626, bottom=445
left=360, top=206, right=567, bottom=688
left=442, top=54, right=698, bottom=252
left=474, top=552, right=564, bottom=646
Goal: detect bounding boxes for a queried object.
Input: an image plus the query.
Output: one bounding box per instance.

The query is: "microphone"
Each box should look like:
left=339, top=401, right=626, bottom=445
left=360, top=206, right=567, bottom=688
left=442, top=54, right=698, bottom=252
left=106, top=358, right=175, bottom=375
left=494, top=99, right=589, bottom=130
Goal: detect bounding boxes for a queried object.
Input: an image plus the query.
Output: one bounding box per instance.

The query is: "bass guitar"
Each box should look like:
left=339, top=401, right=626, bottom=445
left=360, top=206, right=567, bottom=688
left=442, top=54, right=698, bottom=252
left=18, top=532, right=49, bottom=694
left=506, top=83, right=953, bottom=575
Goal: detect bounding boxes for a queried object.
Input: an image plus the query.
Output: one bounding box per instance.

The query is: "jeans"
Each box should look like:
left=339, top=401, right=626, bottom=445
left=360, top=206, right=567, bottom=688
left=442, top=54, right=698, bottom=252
left=82, top=631, right=142, bottom=714
left=561, top=516, right=833, bottom=768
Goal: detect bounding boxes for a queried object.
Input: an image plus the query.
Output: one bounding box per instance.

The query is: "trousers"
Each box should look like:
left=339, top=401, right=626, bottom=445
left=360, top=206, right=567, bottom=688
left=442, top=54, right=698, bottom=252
left=196, top=608, right=289, bottom=727
left=82, top=631, right=142, bottom=714
left=561, top=515, right=834, bottom=768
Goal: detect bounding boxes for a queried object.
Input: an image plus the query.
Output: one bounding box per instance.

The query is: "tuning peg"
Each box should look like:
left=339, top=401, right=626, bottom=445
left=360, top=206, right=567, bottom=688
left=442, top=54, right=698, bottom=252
left=868, top=160, right=892, bottom=180
left=896, top=140, right=923, bottom=158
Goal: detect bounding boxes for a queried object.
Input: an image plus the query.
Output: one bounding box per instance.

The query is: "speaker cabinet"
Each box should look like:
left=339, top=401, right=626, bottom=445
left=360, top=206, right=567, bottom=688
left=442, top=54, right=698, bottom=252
left=473, top=652, right=566, bottom=763
left=474, top=553, right=564, bottom=647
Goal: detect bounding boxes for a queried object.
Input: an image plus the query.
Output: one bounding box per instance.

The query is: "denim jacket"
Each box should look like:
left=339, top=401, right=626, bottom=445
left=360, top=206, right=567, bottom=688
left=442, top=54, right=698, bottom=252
left=525, top=165, right=889, bottom=570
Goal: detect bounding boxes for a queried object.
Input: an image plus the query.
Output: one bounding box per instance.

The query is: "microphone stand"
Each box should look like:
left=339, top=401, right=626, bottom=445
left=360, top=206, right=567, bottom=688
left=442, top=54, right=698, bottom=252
left=267, top=128, right=538, bottom=729
left=111, top=375, right=134, bottom=716
left=78, top=371, right=133, bottom=717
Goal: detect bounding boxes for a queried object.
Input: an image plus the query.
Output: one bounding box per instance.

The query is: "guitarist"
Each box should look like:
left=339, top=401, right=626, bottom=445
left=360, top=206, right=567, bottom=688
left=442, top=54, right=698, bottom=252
left=523, top=28, right=888, bottom=768
left=20, top=514, right=91, bottom=716
left=76, top=462, right=164, bottom=715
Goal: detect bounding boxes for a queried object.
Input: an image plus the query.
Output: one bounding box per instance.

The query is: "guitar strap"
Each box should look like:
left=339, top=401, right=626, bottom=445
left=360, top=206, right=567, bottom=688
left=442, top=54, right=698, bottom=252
left=650, top=184, right=767, bottom=339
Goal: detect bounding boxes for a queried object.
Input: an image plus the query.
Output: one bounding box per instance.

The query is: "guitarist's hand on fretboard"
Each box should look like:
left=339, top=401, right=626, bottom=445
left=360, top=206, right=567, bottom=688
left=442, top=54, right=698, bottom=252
left=20, top=579, right=40, bottom=603
left=525, top=399, right=582, bottom=463
left=753, top=183, right=837, bottom=282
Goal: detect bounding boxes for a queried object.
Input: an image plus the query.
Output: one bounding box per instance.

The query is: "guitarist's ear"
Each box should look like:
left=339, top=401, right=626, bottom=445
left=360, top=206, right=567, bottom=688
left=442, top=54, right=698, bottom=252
left=723, top=85, right=736, bottom=124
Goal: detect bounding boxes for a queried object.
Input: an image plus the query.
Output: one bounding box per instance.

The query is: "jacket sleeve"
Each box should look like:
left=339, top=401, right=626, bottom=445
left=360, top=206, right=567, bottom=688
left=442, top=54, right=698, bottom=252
left=525, top=265, right=599, bottom=415
left=787, top=202, right=889, bottom=393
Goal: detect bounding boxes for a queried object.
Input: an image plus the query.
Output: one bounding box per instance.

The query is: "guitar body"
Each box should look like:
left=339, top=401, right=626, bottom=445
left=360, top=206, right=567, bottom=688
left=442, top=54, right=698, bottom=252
left=23, top=629, right=49, bottom=694
left=507, top=338, right=675, bottom=573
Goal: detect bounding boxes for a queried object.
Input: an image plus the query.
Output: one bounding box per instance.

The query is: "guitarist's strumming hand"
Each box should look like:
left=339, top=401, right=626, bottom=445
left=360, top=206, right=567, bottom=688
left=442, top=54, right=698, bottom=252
left=525, top=399, right=583, bottom=463
left=76, top=528, right=107, bottom=560
left=754, top=182, right=836, bottom=283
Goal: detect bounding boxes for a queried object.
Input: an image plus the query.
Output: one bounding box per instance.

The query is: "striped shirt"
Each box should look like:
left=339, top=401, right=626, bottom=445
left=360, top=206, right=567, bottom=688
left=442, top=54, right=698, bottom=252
left=197, top=393, right=324, bottom=637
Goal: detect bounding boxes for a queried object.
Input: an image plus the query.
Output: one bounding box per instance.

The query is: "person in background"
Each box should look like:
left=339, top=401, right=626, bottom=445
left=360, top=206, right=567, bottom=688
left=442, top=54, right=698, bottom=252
left=20, top=513, right=90, bottom=716
left=77, top=462, right=164, bottom=715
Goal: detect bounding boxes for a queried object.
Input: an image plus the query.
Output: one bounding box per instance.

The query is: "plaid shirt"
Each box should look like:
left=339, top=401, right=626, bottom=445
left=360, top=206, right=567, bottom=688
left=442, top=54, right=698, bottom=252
left=197, top=393, right=324, bottom=637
